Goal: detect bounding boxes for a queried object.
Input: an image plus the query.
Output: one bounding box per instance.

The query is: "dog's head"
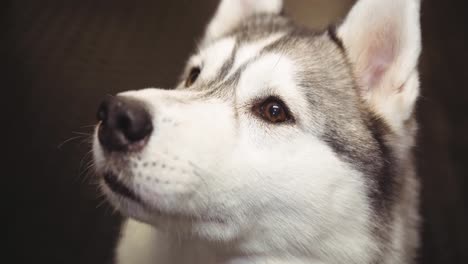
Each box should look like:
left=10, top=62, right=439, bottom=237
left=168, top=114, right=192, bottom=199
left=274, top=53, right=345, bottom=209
left=93, top=0, right=421, bottom=258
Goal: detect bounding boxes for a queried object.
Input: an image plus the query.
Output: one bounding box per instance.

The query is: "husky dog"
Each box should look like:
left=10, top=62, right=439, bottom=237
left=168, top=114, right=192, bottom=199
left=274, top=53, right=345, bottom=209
left=93, top=0, right=422, bottom=263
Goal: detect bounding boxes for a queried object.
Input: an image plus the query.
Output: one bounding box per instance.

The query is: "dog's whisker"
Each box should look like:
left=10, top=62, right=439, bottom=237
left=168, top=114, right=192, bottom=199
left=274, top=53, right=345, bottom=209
left=79, top=124, right=98, bottom=129
left=72, top=131, right=93, bottom=136
left=57, top=135, right=86, bottom=149
left=79, top=164, right=96, bottom=183
left=79, top=150, right=94, bottom=171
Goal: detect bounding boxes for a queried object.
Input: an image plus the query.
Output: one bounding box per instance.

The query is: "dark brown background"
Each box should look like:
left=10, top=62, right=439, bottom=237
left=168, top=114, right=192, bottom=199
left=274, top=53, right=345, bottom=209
left=4, top=0, right=467, bottom=263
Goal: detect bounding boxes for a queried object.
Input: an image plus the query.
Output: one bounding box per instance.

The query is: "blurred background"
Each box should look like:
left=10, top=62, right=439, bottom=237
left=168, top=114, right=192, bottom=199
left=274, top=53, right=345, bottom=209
left=5, top=0, right=467, bottom=263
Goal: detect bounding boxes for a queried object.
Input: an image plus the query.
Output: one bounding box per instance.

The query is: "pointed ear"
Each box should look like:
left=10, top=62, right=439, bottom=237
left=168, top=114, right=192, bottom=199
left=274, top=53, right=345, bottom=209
left=202, top=0, right=283, bottom=44
left=338, top=0, right=422, bottom=132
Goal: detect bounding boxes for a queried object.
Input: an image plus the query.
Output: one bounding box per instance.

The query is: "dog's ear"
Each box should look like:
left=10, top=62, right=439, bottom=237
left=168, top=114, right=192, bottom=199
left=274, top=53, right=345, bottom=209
left=202, top=0, right=283, bottom=44
left=338, top=0, right=422, bottom=132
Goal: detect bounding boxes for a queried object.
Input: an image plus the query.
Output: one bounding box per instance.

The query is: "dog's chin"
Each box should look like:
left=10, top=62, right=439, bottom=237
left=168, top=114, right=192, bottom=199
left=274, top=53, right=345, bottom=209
left=100, top=172, right=237, bottom=241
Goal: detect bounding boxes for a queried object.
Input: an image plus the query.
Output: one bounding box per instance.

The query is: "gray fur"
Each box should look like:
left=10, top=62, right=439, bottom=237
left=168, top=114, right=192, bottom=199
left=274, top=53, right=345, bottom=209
left=96, top=2, right=421, bottom=263
left=184, top=14, right=420, bottom=263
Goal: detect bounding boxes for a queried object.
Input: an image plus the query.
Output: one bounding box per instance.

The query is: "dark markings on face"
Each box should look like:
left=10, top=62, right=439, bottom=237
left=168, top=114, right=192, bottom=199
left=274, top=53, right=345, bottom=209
left=188, top=15, right=296, bottom=94
left=201, top=42, right=239, bottom=91
left=365, top=114, right=399, bottom=211
left=269, top=29, right=403, bottom=227
left=198, top=29, right=324, bottom=98
left=228, top=15, right=294, bottom=43
left=189, top=14, right=403, bottom=226
left=218, top=43, right=238, bottom=81
left=322, top=109, right=398, bottom=216
left=327, top=25, right=345, bottom=51
left=301, top=38, right=400, bottom=219
left=194, top=37, right=292, bottom=99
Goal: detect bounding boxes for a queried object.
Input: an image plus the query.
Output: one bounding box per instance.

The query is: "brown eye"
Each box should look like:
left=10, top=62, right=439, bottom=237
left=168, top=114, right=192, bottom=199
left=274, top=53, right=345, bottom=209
left=255, top=97, right=292, bottom=123
left=185, top=66, right=201, bottom=87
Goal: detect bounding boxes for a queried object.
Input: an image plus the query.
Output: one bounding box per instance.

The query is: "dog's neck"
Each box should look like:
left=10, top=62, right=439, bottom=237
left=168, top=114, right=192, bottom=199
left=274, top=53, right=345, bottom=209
left=117, top=219, right=329, bottom=264
left=117, top=219, right=363, bottom=264
left=148, top=238, right=322, bottom=264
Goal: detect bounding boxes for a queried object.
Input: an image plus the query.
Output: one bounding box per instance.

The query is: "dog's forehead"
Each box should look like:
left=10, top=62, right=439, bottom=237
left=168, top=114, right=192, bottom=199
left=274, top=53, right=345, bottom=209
left=193, top=15, right=350, bottom=99
left=188, top=15, right=369, bottom=137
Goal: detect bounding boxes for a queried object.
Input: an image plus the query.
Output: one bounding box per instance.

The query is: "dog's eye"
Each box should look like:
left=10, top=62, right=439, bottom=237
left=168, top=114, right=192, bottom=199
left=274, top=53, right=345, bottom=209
left=185, top=66, right=201, bottom=87
left=254, top=97, right=292, bottom=124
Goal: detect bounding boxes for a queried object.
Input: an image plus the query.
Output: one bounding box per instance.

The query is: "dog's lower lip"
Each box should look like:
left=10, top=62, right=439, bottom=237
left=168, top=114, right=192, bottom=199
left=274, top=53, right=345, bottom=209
left=103, top=172, right=141, bottom=202
left=102, top=173, right=225, bottom=223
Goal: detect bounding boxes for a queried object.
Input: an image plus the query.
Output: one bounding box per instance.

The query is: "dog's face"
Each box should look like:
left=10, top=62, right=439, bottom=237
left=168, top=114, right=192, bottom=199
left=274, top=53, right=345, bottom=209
left=93, top=0, right=421, bottom=256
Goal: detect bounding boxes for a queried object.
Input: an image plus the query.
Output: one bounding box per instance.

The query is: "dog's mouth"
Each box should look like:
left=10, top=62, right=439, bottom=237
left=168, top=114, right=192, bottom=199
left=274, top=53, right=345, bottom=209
left=103, top=172, right=141, bottom=203
left=102, top=171, right=226, bottom=224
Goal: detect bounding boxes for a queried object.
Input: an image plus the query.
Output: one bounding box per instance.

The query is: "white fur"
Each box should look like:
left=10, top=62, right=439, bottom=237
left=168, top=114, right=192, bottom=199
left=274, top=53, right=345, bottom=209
left=189, top=37, right=236, bottom=82
left=94, top=51, right=375, bottom=264
left=203, top=0, right=283, bottom=44
left=338, top=0, right=422, bottom=133
left=93, top=0, right=422, bottom=263
left=224, top=32, right=285, bottom=82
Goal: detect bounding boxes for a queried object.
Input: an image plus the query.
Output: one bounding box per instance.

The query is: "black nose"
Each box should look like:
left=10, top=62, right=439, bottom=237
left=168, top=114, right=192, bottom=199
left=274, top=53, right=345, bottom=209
left=97, top=95, right=153, bottom=152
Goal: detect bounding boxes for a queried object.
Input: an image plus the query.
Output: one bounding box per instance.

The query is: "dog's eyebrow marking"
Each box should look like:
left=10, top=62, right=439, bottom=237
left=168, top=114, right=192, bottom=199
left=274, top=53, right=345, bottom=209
left=221, top=32, right=286, bottom=82
left=198, top=37, right=237, bottom=82
left=196, top=33, right=288, bottom=98
left=218, top=43, right=238, bottom=81
left=199, top=51, right=270, bottom=100
left=203, top=41, right=239, bottom=90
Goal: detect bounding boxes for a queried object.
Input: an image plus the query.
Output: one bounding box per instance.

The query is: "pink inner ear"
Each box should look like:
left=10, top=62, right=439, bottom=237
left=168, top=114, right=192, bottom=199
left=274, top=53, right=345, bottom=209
left=362, top=57, right=388, bottom=92
left=359, top=25, right=399, bottom=92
